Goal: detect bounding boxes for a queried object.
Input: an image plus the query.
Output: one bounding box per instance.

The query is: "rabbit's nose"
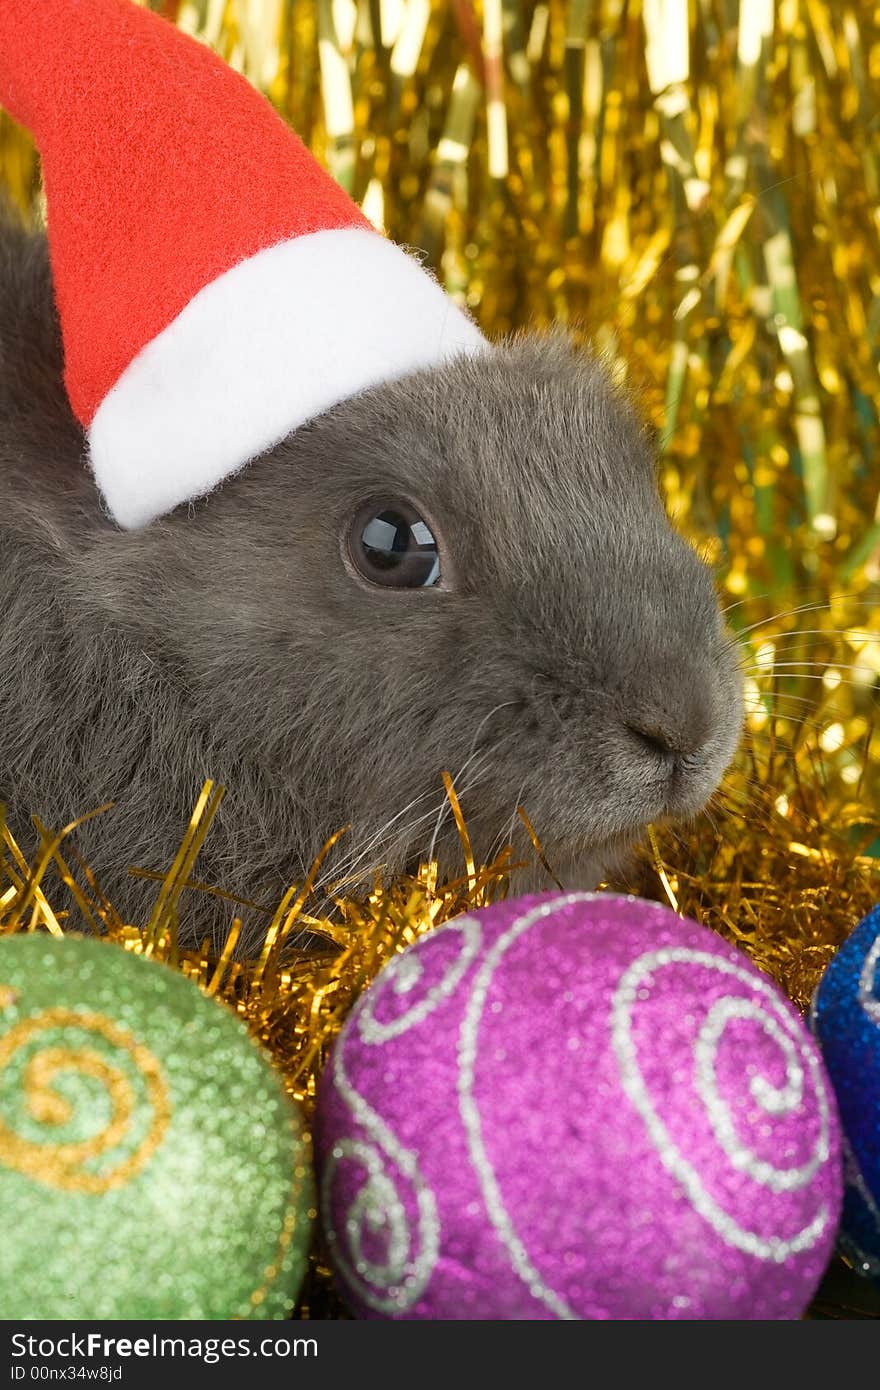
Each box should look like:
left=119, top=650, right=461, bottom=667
left=624, top=717, right=707, bottom=768
left=625, top=720, right=680, bottom=764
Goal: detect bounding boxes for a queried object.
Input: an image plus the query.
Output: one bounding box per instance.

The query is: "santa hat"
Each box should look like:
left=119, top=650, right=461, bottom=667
left=0, top=0, right=486, bottom=529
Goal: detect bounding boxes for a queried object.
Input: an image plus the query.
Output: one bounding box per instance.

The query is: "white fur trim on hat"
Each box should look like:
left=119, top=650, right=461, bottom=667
left=88, top=227, right=487, bottom=529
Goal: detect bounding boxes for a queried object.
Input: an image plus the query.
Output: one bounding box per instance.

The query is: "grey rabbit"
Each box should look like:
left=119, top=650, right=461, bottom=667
left=0, top=213, right=744, bottom=950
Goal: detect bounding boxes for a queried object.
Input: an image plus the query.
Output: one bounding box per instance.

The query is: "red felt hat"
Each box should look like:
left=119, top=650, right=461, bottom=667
left=0, top=0, right=485, bottom=528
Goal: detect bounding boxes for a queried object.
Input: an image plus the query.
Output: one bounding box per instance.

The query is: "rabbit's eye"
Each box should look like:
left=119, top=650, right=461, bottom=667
left=348, top=500, right=441, bottom=589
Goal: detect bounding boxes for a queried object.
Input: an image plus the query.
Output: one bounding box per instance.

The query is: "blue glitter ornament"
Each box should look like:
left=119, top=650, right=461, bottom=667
left=812, top=906, right=880, bottom=1280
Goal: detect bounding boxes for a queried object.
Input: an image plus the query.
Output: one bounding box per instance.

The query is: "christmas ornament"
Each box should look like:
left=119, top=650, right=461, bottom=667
left=812, top=906, right=880, bottom=1282
left=316, top=891, right=842, bottom=1320
left=0, top=0, right=484, bottom=529
left=0, top=933, right=313, bottom=1319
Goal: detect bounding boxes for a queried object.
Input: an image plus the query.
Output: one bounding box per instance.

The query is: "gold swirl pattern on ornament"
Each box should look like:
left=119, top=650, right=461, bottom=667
left=243, top=1198, right=300, bottom=1312
left=242, top=1122, right=313, bottom=1315
left=0, top=1007, right=170, bottom=1193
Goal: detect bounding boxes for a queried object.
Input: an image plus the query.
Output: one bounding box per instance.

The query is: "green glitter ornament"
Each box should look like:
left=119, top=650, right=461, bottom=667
left=0, top=934, right=313, bottom=1319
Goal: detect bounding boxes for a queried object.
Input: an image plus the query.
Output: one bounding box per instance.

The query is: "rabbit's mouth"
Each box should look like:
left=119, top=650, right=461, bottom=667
left=505, top=836, right=637, bottom=896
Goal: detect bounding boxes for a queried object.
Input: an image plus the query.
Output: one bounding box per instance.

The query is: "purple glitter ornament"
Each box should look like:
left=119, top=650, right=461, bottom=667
left=315, top=893, right=842, bottom=1319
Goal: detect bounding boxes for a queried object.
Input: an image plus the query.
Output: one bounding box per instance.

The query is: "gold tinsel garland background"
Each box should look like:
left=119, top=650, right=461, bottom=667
left=2, top=0, right=880, bottom=1318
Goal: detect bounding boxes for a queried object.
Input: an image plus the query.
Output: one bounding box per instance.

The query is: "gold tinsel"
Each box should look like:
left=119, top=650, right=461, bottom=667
left=2, top=0, right=880, bottom=1319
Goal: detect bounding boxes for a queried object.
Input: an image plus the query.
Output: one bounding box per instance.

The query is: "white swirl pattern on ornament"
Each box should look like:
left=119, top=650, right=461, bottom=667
left=357, top=919, right=483, bottom=1044
left=457, top=892, right=604, bottom=1319
left=694, top=999, right=823, bottom=1191
left=322, top=919, right=483, bottom=1313
left=858, top=932, right=880, bottom=1025
left=841, top=1134, right=880, bottom=1276
left=612, top=948, right=832, bottom=1262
